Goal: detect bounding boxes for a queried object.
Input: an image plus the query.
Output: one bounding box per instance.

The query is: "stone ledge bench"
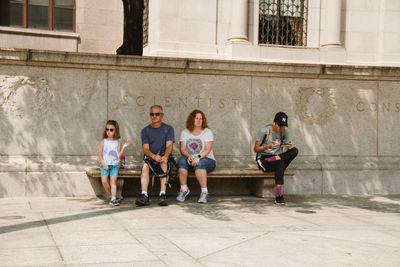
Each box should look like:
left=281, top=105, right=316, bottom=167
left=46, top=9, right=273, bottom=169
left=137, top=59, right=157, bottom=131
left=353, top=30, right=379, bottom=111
left=85, top=166, right=295, bottom=198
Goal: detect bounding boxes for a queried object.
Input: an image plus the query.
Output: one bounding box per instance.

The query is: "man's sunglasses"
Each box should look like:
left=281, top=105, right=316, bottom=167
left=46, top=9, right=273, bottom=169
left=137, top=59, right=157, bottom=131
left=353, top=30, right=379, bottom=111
left=150, top=113, right=162, bottom=116
left=106, top=128, right=114, bottom=132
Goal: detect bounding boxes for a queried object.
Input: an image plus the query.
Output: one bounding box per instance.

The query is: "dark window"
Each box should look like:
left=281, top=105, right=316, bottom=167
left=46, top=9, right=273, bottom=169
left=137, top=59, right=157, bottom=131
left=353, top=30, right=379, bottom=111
left=53, top=0, right=74, bottom=30
left=0, top=0, right=23, bottom=27
left=28, top=0, right=49, bottom=29
left=0, top=0, right=75, bottom=31
left=259, top=0, right=308, bottom=46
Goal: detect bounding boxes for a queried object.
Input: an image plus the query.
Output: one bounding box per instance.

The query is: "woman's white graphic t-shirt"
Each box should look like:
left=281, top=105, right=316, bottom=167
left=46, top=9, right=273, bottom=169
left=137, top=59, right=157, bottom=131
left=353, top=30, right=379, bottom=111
left=102, top=139, right=119, bottom=165
left=180, top=128, right=215, bottom=160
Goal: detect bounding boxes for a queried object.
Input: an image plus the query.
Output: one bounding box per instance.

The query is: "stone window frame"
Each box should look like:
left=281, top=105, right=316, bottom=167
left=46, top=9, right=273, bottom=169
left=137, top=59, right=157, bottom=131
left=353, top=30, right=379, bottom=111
left=0, top=0, right=76, bottom=32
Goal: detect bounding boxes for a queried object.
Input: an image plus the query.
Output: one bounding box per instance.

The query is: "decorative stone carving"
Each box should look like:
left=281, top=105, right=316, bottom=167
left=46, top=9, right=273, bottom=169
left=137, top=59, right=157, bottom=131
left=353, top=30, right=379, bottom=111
left=0, top=75, right=53, bottom=119
left=296, top=87, right=336, bottom=125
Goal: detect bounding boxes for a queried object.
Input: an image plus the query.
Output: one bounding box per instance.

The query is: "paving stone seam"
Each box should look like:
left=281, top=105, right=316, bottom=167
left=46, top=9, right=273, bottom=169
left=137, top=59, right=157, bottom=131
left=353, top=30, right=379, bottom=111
left=282, top=231, right=400, bottom=249
left=383, top=226, right=400, bottom=232
left=0, top=245, right=60, bottom=250
left=197, top=232, right=271, bottom=261
left=41, top=211, right=65, bottom=263
left=65, top=259, right=164, bottom=266
left=297, top=215, right=370, bottom=226
left=352, top=216, right=400, bottom=228
left=159, top=233, right=206, bottom=266
left=108, top=212, right=172, bottom=266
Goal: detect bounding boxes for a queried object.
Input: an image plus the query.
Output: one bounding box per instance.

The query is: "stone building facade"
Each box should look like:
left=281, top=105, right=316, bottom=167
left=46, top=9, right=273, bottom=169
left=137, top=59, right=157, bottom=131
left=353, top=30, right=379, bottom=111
left=0, top=49, right=399, bottom=197
left=0, top=1, right=399, bottom=197
left=1, top=0, right=399, bottom=66
left=145, top=0, right=400, bottom=66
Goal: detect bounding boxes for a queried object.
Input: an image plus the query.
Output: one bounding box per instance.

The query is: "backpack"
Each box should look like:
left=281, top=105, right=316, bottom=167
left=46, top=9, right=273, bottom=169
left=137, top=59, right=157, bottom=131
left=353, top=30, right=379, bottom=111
left=255, top=124, right=285, bottom=160
left=256, top=124, right=272, bottom=161
left=143, top=150, right=178, bottom=188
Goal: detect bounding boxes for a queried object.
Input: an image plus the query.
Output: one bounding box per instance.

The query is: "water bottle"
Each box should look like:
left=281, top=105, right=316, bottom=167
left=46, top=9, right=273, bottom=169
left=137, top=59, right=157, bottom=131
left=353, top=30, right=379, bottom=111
left=120, top=155, right=126, bottom=169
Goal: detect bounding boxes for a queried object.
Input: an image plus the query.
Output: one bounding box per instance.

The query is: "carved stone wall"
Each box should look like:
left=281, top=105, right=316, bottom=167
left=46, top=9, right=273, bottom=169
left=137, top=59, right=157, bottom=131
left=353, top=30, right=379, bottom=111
left=0, top=49, right=399, bottom=196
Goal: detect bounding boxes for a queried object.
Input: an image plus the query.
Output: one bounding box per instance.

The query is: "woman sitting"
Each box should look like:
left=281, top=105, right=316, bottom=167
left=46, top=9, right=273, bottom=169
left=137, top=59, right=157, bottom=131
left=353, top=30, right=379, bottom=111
left=176, top=109, right=216, bottom=204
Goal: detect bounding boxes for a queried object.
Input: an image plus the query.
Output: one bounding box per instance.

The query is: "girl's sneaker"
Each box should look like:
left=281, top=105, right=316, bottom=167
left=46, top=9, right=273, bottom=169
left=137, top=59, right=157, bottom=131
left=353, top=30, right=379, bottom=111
left=109, top=199, right=120, bottom=206
left=198, top=192, right=208, bottom=204
left=176, top=189, right=190, bottom=202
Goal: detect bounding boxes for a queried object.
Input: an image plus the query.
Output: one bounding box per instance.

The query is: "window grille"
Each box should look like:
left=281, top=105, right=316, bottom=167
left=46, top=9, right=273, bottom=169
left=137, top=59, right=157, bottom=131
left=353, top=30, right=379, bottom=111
left=143, top=0, right=149, bottom=47
left=259, top=0, right=308, bottom=46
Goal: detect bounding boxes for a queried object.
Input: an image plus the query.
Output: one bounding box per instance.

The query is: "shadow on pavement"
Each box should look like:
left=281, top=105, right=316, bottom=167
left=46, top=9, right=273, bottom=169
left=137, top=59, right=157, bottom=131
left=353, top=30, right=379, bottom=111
left=0, top=206, right=132, bottom=234
left=0, top=195, right=399, bottom=234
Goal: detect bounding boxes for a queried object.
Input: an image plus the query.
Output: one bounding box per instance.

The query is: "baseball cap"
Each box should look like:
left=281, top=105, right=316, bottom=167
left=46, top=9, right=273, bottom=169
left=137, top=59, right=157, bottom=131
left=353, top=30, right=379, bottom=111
left=274, top=112, right=288, bottom=127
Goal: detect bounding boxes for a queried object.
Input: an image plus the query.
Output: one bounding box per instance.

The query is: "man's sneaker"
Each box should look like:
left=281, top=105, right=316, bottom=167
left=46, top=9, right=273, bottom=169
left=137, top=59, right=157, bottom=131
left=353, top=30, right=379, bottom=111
left=275, top=195, right=286, bottom=205
left=158, top=193, right=168, bottom=206
left=176, top=189, right=190, bottom=202
left=136, top=193, right=150, bottom=206
left=109, top=199, right=120, bottom=206
left=198, top=192, right=208, bottom=204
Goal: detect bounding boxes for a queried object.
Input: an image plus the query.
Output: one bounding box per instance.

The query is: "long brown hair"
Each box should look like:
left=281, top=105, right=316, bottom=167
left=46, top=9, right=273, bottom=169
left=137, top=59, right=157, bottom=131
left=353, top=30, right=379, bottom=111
left=102, top=120, right=121, bottom=140
left=186, top=109, right=210, bottom=131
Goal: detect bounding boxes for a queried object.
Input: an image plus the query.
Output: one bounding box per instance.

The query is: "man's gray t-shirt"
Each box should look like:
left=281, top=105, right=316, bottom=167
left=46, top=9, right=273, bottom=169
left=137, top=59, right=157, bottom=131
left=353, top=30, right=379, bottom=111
left=141, top=123, right=174, bottom=154
left=256, top=125, right=291, bottom=158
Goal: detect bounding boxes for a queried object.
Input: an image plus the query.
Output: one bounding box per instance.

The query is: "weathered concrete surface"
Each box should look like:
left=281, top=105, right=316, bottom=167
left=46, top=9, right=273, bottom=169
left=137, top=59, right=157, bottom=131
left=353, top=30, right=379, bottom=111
left=0, top=49, right=400, bottom=196
left=0, top=195, right=399, bottom=266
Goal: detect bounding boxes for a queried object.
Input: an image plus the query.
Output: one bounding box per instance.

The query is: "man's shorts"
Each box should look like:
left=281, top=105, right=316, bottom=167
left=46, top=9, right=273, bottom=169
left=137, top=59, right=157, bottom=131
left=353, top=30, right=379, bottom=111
left=177, top=156, right=216, bottom=172
left=100, top=164, right=119, bottom=177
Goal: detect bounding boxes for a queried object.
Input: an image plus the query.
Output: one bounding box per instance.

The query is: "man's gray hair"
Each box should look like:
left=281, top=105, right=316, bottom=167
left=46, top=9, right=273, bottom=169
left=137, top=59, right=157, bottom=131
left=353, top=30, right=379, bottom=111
left=150, top=105, right=163, bottom=112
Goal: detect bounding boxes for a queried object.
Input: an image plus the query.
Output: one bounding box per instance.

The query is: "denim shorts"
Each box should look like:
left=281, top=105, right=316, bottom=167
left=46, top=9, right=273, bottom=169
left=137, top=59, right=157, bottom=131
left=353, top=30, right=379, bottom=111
left=100, top=164, right=119, bottom=177
left=177, top=156, right=216, bottom=172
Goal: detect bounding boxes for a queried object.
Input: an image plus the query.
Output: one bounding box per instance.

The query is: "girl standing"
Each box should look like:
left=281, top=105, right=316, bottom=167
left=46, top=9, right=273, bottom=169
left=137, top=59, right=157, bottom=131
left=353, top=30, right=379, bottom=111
left=98, top=120, right=130, bottom=206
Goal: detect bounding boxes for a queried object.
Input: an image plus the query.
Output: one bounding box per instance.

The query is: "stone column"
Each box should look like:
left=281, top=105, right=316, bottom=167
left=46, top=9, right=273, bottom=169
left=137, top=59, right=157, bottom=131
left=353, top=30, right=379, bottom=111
left=321, top=0, right=342, bottom=47
left=228, top=0, right=249, bottom=42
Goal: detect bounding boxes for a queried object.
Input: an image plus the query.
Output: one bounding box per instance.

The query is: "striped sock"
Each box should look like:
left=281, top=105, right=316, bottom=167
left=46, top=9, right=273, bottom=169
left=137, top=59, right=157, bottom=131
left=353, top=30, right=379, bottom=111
left=276, top=187, right=283, bottom=197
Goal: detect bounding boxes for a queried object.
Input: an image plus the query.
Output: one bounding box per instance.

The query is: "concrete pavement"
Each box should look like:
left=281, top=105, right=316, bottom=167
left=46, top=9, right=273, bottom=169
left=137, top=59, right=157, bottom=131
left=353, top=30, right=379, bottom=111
left=0, top=195, right=399, bottom=266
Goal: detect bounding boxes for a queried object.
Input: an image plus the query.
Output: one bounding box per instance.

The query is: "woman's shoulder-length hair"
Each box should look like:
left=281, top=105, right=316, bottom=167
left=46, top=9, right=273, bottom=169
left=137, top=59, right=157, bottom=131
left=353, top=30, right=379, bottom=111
left=186, top=109, right=210, bottom=131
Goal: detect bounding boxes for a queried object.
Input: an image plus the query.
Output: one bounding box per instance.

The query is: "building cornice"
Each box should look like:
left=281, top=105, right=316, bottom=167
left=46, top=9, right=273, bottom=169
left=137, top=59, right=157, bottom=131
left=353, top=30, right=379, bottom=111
left=0, top=48, right=399, bottom=81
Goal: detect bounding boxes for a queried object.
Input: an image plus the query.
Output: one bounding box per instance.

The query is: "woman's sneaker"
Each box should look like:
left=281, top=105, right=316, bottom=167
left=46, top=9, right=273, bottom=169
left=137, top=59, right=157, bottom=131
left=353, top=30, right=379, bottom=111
left=198, top=192, right=208, bottom=204
left=176, top=189, right=190, bottom=202
left=109, top=199, right=120, bottom=206
left=274, top=195, right=286, bottom=205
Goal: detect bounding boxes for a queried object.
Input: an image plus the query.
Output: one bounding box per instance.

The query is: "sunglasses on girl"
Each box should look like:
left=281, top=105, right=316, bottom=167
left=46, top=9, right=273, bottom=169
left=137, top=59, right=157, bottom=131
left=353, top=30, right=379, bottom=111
left=106, top=128, right=114, bottom=132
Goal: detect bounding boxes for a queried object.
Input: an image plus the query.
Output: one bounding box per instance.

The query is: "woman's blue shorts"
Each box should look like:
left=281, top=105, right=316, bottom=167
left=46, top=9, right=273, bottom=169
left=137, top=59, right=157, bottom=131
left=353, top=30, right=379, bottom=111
left=177, top=156, right=216, bottom=172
